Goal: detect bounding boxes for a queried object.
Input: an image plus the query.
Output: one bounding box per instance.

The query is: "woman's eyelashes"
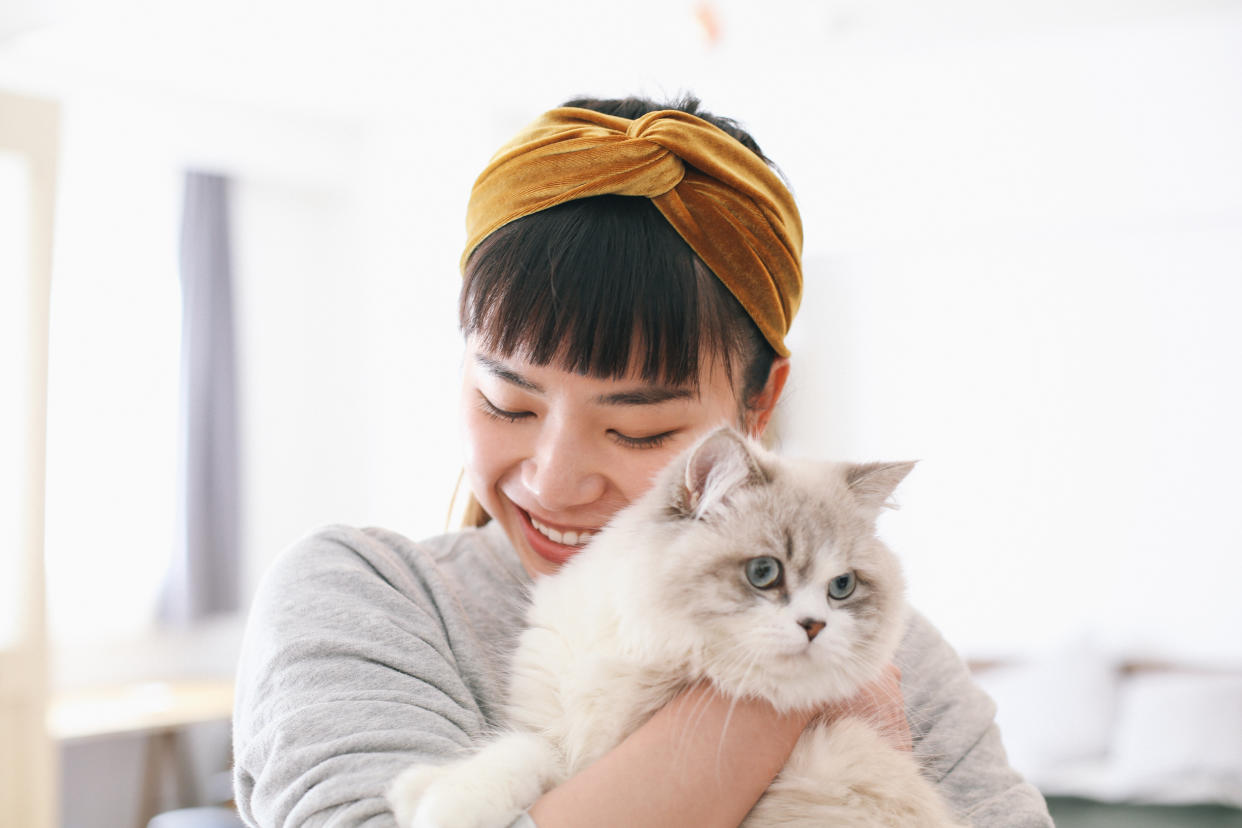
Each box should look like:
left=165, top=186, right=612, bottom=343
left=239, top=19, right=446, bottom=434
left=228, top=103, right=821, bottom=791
left=476, top=392, right=533, bottom=423
left=477, top=390, right=677, bottom=450
left=607, top=429, right=675, bottom=450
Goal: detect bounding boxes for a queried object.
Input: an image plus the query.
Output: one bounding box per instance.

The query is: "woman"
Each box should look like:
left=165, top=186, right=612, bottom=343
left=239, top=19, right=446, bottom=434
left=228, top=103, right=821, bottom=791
left=232, top=95, right=1052, bottom=827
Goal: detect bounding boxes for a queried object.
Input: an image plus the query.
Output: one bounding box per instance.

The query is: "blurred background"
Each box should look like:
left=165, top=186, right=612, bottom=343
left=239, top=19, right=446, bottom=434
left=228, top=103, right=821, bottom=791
left=2, top=0, right=1240, bottom=826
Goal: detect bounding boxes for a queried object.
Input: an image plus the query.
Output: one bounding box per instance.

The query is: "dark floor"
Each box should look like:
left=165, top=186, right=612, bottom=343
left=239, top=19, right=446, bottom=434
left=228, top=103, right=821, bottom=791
left=1047, top=796, right=1242, bottom=828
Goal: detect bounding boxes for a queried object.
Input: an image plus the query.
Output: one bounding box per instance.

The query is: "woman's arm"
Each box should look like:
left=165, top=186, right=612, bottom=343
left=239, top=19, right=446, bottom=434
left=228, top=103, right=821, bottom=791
left=235, top=525, right=923, bottom=827
left=237, top=526, right=827, bottom=828
left=233, top=527, right=507, bottom=827
left=529, top=666, right=909, bottom=828
left=529, top=683, right=811, bottom=828
left=237, top=527, right=823, bottom=828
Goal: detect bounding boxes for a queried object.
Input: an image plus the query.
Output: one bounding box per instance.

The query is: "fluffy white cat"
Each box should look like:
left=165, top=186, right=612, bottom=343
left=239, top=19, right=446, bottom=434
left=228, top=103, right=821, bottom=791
left=389, top=427, right=966, bottom=827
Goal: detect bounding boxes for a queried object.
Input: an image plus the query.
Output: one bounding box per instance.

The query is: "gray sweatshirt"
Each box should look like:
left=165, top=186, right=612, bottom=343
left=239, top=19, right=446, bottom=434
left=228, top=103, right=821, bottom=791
left=232, top=522, right=1053, bottom=827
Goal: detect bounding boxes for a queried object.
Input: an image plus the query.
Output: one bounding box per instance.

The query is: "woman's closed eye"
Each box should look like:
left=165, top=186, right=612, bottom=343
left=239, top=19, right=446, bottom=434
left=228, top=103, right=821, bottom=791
left=607, top=428, right=675, bottom=450
left=476, top=392, right=533, bottom=423
left=477, top=387, right=676, bottom=449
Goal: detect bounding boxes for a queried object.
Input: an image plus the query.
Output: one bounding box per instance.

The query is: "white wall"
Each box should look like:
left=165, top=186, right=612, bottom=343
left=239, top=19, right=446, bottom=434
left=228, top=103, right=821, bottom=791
left=774, top=10, right=1242, bottom=666
left=39, top=90, right=183, bottom=653
left=37, top=90, right=376, bottom=679
left=0, top=150, right=31, bottom=650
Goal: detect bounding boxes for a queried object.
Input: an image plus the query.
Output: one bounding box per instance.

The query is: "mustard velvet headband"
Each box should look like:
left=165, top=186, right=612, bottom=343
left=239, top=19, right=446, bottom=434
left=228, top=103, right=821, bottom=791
left=462, top=107, right=804, bottom=357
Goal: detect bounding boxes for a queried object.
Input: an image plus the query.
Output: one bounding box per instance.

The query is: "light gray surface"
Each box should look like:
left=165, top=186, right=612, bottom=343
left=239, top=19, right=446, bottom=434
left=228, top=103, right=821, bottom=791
left=148, top=807, right=246, bottom=828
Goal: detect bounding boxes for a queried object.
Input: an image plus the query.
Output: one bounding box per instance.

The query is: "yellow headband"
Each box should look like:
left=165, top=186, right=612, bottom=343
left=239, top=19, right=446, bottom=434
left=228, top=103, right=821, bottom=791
left=462, top=107, right=803, bottom=357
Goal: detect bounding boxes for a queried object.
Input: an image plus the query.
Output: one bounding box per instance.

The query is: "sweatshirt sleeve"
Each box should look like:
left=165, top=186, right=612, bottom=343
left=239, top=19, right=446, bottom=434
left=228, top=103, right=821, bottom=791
left=899, top=612, right=1054, bottom=827
left=232, top=526, right=490, bottom=828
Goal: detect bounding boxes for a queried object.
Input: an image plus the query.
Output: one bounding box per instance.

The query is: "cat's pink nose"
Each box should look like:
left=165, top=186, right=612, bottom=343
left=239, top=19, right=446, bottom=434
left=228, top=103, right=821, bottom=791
left=798, top=618, right=826, bottom=641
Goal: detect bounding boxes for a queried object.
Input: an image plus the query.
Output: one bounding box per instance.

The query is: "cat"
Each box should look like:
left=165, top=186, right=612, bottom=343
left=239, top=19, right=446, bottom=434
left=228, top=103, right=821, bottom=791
left=388, top=427, right=967, bottom=827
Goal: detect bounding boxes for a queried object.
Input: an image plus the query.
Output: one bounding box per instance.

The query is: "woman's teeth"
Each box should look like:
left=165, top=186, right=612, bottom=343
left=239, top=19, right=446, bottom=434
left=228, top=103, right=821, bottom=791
left=530, top=516, right=593, bottom=547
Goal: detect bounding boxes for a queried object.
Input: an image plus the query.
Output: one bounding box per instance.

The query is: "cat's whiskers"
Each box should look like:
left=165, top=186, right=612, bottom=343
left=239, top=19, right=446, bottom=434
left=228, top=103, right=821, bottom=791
left=705, top=635, right=768, bottom=694
left=668, top=679, right=727, bottom=769
left=712, top=646, right=766, bottom=784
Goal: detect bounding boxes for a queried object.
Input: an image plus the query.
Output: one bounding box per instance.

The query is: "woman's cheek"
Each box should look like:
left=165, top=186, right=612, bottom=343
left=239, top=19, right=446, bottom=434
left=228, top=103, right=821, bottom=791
left=462, top=411, right=505, bottom=479
left=618, top=444, right=689, bottom=503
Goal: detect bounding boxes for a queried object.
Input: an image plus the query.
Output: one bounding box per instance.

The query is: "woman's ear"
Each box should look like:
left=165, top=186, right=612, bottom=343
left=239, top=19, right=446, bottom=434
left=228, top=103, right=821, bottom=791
left=747, top=357, right=790, bottom=438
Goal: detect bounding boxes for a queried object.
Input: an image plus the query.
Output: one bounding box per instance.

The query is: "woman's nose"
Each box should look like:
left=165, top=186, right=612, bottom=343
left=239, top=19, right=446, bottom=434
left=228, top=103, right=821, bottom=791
left=521, top=423, right=607, bottom=511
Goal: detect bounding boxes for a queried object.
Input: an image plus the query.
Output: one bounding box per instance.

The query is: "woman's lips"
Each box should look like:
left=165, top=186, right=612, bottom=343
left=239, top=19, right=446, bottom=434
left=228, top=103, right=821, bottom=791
left=516, top=508, right=596, bottom=567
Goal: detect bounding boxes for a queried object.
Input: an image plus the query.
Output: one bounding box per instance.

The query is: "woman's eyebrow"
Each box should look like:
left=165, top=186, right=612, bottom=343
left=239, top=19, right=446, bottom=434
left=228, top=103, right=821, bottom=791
left=475, top=355, right=542, bottom=392
left=594, top=387, right=695, bottom=406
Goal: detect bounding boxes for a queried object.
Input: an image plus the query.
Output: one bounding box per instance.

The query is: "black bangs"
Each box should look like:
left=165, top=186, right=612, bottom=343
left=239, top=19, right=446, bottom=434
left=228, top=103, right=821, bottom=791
left=460, top=195, right=744, bottom=389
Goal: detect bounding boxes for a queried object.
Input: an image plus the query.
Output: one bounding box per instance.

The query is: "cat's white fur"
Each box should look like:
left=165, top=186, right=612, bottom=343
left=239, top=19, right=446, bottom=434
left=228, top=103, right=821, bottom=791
left=389, top=428, right=967, bottom=827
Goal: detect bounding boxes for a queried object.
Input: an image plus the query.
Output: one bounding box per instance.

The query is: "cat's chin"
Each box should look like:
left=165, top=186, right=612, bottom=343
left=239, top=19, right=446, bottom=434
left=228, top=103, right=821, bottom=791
left=709, top=659, right=882, bottom=711
left=722, top=679, right=859, bottom=713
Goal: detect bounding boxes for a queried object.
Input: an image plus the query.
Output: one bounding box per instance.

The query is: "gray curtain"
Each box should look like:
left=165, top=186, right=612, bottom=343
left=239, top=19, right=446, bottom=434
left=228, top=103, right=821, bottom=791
left=160, top=171, right=240, bottom=623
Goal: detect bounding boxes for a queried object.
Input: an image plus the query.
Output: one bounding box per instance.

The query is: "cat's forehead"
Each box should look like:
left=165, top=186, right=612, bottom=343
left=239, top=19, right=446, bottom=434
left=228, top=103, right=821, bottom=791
left=722, top=478, right=860, bottom=551
left=659, top=444, right=888, bottom=560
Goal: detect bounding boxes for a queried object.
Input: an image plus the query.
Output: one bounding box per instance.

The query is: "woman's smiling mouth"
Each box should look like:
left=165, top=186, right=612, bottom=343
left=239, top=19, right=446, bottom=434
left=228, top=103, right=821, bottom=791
left=528, top=514, right=596, bottom=548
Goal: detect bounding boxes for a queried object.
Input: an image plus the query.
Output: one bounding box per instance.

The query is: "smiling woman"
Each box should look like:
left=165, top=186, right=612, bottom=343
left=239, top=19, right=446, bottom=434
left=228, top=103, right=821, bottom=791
left=453, top=106, right=796, bottom=576
left=232, top=94, right=1053, bottom=828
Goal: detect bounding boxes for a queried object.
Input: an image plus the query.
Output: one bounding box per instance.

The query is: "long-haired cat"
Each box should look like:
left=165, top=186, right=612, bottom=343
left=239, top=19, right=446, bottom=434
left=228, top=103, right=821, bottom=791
left=388, top=427, right=966, bottom=827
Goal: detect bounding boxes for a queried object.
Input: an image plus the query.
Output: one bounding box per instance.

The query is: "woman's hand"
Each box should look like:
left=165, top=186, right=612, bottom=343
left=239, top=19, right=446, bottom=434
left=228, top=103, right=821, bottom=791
left=820, top=664, right=912, bottom=751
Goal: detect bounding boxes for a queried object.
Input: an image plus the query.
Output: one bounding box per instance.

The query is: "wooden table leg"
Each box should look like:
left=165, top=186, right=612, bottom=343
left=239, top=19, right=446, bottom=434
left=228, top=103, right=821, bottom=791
left=137, top=729, right=200, bottom=828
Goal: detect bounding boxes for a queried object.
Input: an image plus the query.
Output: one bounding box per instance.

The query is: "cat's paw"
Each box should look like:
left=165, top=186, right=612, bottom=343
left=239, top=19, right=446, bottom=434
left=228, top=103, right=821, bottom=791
left=389, top=763, right=528, bottom=828
left=409, top=783, right=523, bottom=828
left=387, top=733, right=561, bottom=828
left=387, top=763, right=455, bottom=828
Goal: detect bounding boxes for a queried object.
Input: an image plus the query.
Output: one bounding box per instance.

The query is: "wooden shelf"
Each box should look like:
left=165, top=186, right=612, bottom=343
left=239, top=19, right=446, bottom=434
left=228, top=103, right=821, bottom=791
left=48, top=679, right=234, bottom=742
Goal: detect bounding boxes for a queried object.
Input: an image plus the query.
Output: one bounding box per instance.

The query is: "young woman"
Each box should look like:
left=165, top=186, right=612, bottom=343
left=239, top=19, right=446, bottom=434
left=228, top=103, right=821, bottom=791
left=232, top=96, right=1053, bottom=827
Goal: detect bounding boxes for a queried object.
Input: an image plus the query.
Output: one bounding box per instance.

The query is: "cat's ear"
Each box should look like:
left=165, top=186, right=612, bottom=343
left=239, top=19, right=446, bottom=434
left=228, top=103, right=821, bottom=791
left=844, top=461, right=917, bottom=518
left=676, top=427, right=767, bottom=520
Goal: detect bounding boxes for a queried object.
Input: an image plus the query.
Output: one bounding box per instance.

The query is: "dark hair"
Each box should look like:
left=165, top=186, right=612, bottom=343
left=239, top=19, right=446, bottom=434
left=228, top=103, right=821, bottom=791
left=460, top=94, right=779, bottom=419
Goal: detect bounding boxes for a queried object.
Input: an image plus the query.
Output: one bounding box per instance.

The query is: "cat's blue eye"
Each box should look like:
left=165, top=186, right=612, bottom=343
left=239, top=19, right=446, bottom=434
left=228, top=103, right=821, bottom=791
left=745, top=556, right=783, bottom=589
left=828, top=572, right=856, bottom=600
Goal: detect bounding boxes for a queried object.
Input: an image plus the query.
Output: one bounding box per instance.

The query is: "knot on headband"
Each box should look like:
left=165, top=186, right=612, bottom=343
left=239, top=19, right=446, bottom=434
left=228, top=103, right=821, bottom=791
left=463, top=107, right=803, bottom=357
